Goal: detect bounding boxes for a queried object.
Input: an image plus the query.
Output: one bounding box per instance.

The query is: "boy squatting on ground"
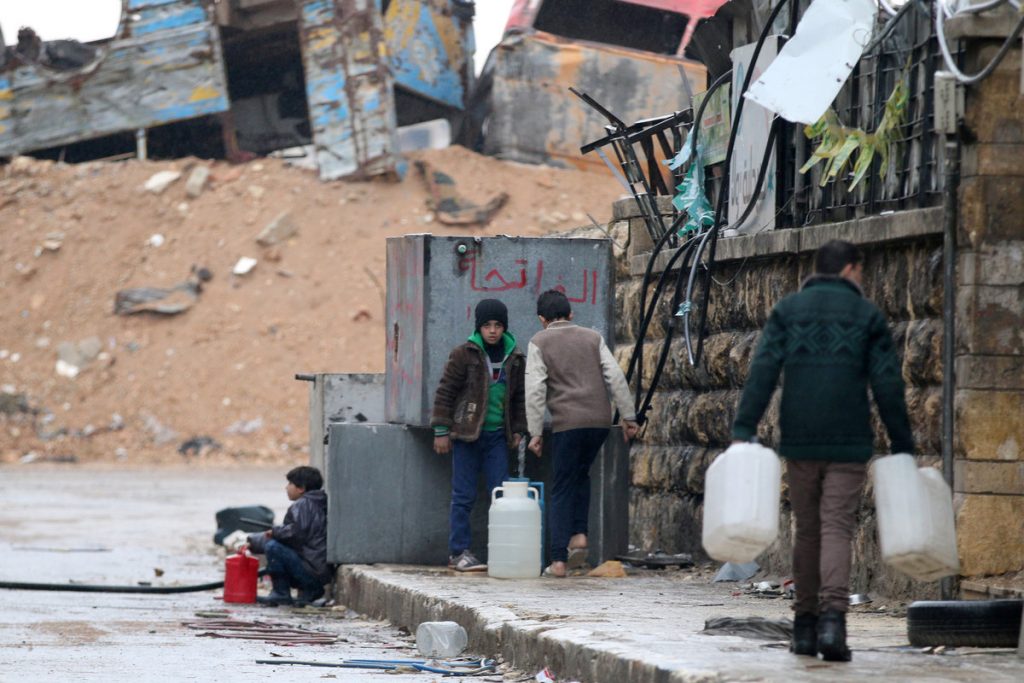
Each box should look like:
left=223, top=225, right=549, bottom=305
left=525, top=289, right=639, bottom=578
left=431, top=299, right=527, bottom=572
left=247, top=466, right=331, bottom=606
left=731, top=240, right=914, bottom=662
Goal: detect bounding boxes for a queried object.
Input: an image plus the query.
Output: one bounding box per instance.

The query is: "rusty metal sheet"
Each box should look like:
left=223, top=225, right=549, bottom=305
left=383, top=0, right=472, bottom=110
left=0, top=1, right=230, bottom=156
left=297, top=0, right=400, bottom=180
left=484, top=31, right=706, bottom=172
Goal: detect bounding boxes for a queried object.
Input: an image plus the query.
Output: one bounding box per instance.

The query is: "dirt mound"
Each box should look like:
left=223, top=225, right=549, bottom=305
left=0, top=146, right=623, bottom=465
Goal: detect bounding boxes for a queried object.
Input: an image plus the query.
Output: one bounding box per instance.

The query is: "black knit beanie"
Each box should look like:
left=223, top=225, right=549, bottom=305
left=474, top=299, right=508, bottom=331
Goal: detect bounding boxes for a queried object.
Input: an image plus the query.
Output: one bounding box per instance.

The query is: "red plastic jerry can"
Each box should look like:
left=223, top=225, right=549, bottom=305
left=223, top=549, right=259, bottom=603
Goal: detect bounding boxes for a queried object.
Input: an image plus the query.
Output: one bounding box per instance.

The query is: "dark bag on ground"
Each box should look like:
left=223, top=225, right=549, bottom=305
left=214, top=505, right=274, bottom=545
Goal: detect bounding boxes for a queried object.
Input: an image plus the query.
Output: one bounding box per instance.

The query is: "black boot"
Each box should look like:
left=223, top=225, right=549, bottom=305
left=817, top=610, right=852, bottom=661
left=790, top=613, right=818, bottom=656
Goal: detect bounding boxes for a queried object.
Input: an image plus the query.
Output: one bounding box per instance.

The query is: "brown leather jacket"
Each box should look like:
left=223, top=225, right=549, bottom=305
left=431, top=336, right=526, bottom=445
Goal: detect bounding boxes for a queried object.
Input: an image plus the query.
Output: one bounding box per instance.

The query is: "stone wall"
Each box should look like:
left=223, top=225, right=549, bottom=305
left=610, top=200, right=947, bottom=600
left=949, top=10, right=1024, bottom=578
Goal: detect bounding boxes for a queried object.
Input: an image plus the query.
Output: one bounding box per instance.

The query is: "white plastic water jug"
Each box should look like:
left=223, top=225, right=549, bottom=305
left=487, top=480, right=541, bottom=579
left=872, top=454, right=959, bottom=581
left=702, top=442, right=781, bottom=563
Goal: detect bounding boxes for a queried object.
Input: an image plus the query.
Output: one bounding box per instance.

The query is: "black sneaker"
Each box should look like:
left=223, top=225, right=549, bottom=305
left=450, top=550, right=486, bottom=572
left=256, top=592, right=294, bottom=607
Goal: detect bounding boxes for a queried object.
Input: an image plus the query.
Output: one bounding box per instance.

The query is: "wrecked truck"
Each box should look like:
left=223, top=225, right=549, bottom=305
left=0, top=0, right=475, bottom=180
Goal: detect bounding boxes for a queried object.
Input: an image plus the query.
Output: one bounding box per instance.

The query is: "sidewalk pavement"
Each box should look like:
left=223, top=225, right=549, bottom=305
left=337, top=564, right=1024, bottom=683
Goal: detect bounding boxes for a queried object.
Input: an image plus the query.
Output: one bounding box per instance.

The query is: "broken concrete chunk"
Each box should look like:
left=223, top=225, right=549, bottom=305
left=185, top=166, right=211, bottom=198
left=114, top=268, right=206, bottom=316
left=233, top=256, right=258, bottom=275
left=143, top=170, right=182, bottom=194
left=256, top=211, right=297, bottom=246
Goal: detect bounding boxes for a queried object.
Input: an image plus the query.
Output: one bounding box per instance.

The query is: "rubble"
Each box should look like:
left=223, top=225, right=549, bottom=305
left=143, top=170, right=182, bottom=194
left=255, top=211, right=298, bottom=246
left=185, top=166, right=211, bottom=198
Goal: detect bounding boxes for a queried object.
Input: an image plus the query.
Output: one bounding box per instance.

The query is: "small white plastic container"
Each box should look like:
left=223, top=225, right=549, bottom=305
left=415, top=621, right=467, bottom=657
left=487, top=480, right=541, bottom=579
left=702, top=443, right=781, bottom=563
left=871, top=453, right=959, bottom=581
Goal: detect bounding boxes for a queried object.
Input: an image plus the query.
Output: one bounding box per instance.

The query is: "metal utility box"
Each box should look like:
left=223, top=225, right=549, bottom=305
left=296, top=373, right=385, bottom=474
left=385, top=235, right=614, bottom=426
left=326, top=422, right=629, bottom=566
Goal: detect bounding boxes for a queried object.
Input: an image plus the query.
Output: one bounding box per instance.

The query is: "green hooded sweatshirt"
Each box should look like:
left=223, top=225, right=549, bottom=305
left=468, top=331, right=517, bottom=432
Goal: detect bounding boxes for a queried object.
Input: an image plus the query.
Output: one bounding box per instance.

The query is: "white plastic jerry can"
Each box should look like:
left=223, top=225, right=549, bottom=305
left=487, top=480, right=542, bottom=579
left=702, top=442, right=782, bottom=563
left=871, top=454, right=959, bottom=581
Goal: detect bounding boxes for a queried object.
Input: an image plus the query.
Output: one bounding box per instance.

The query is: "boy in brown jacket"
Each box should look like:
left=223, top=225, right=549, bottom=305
left=432, top=299, right=527, bottom=571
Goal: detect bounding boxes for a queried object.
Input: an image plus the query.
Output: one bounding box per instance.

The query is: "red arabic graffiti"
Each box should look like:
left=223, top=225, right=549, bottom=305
left=457, top=255, right=598, bottom=305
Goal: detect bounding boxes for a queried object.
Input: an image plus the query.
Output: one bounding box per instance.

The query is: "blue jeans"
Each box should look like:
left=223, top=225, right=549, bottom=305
left=265, top=539, right=323, bottom=599
left=449, top=429, right=509, bottom=555
left=549, top=428, right=609, bottom=562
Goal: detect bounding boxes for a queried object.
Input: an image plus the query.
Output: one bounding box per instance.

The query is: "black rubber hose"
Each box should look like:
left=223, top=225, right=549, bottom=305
left=0, top=569, right=268, bottom=594
left=0, top=579, right=226, bottom=594
left=635, top=237, right=698, bottom=423
left=682, top=117, right=780, bottom=363
left=626, top=69, right=733, bottom=406
left=693, top=0, right=792, bottom=365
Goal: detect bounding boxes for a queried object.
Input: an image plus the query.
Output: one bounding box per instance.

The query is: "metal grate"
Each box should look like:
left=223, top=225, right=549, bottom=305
left=778, top=2, right=945, bottom=229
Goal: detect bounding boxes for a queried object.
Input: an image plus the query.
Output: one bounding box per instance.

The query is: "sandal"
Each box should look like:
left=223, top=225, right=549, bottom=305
left=542, top=564, right=566, bottom=578
left=566, top=547, right=589, bottom=570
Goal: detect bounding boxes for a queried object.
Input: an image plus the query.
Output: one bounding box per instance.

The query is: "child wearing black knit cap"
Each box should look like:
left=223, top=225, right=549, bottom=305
left=430, top=299, right=527, bottom=572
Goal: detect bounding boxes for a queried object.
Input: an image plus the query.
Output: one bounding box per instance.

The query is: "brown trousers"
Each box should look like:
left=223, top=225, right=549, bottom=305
left=787, top=460, right=867, bottom=615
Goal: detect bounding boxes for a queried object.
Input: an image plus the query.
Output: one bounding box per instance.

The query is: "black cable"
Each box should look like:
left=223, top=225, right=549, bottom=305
left=693, top=0, right=793, bottom=366
left=0, top=579, right=226, bottom=594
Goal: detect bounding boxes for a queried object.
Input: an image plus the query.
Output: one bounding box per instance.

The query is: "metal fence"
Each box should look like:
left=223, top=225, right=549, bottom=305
left=778, top=2, right=946, bottom=229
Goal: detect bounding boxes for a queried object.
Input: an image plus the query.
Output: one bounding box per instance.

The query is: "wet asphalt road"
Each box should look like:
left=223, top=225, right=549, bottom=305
left=0, top=464, right=500, bottom=683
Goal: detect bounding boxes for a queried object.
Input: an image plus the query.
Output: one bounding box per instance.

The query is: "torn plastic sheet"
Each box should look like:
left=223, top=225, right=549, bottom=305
left=744, top=0, right=878, bottom=124
left=665, top=129, right=714, bottom=236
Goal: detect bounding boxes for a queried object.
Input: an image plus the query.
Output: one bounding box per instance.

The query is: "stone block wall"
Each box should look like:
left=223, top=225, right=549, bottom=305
left=951, top=15, right=1024, bottom=578
left=611, top=200, right=948, bottom=599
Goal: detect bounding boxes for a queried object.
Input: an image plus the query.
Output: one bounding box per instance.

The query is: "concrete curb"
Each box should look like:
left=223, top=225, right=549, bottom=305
left=338, top=565, right=721, bottom=683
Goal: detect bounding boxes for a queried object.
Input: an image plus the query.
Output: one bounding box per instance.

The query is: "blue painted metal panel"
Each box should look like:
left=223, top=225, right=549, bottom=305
left=297, top=0, right=400, bottom=180
left=0, top=0, right=229, bottom=156
left=383, top=0, right=472, bottom=110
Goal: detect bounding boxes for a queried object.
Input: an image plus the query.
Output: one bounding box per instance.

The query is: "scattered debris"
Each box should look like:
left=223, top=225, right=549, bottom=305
left=0, top=392, right=33, bottom=416
left=701, top=616, right=793, bottom=641
left=142, top=413, right=178, bottom=446
left=143, top=170, right=182, bottom=194
left=55, top=337, right=104, bottom=378
left=350, top=307, right=372, bottom=322
left=233, top=257, right=258, bottom=276
left=114, top=267, right=209, bottom=316
left=713, top=561, right=759, bottom=582
left=39, top=232, right=64, bottom=252
left=415, top=160, right=508, bottom=226
left=535, top=667, right=556, bottom=683
left=146, top=233, right=166, bottom=248
left=178, top=435, right=222, bottom=457
left=20, top=453, right=78, bottom=465
left=182, top=617, right=339, bottom=645
left=587, top=561, right=627, bottom=578
left=185, top=166, right=211, bottom=198
left=616, top=551, right=693, bottom=569
left=226, top=417, right=263, bottom=435
left=256, top=211, right=298, bottom=246
left=416, top=621, right=467, bottom=657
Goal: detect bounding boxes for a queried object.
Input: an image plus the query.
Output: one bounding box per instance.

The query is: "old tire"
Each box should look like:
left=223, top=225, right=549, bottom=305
left=907, top=599, right=1022, bottom=648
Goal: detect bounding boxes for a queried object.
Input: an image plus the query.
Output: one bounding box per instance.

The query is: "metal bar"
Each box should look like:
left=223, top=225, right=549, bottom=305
left=940, top=132, right=958, bottom=602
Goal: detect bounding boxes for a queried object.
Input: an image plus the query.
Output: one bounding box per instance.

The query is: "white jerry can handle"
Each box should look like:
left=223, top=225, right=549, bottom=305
left=491, top=486, right=541, bottom=503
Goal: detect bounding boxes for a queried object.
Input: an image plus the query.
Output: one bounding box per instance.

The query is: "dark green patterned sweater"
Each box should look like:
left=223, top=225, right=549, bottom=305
left=731, top=275, right=915, bottom=461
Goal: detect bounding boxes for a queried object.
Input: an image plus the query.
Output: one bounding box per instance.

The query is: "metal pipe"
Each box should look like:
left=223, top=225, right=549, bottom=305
left=940, top=132, right=959, bottom=602
left=135, top=128, right=147, bottom=161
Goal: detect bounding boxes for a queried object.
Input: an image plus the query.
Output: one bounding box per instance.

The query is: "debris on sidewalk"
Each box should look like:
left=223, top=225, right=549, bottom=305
left=713, top=561, right=759, bottom=582
left=182, top=617, right=339, bottom=645
left=617, top=551, right=694, bottom=569
left=415, top=160, right=508, bottom=226
left=701, top=616, right=793, bottom=641
left=587, top=560, right=627, bottom=578
left=416, top=620, right=467, bottom=657
left=534, top=667, right=556, bottom=682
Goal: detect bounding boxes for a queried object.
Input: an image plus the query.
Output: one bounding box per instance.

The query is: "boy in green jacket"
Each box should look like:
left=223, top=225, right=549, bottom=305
left=432, top=299, right=527, bottom=572
left=732, top=240, right=914, bottom=662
